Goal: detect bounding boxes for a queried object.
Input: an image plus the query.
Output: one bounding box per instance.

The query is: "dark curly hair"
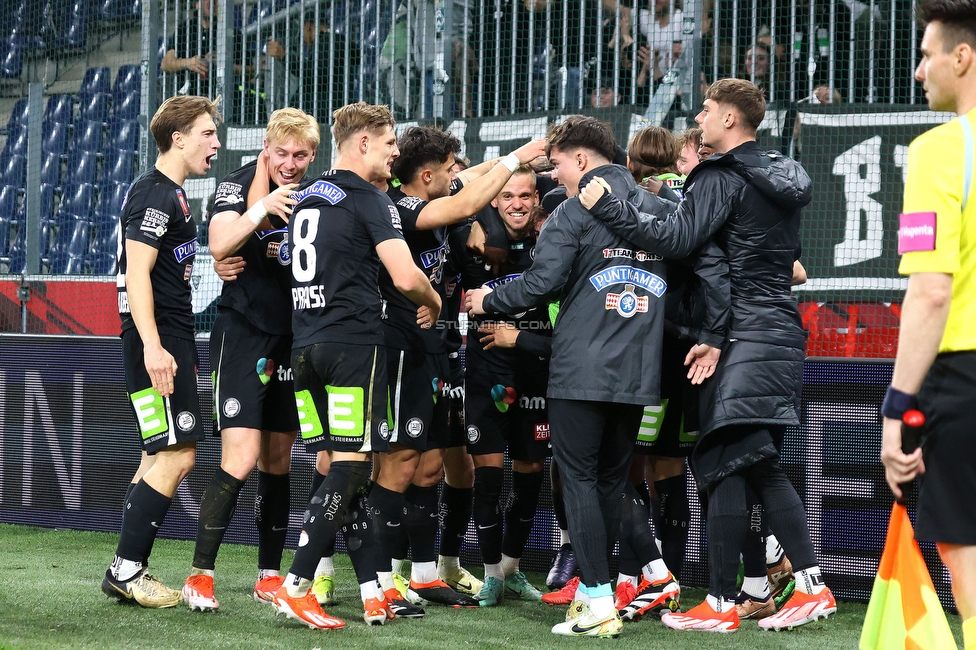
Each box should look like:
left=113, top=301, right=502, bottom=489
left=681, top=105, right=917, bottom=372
left=391, top=126, right=462, bottom=185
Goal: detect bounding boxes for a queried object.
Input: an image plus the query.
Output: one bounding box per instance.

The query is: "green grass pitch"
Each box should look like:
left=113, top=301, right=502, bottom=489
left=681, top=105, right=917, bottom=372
left=0, top=524, right=964, bottom=649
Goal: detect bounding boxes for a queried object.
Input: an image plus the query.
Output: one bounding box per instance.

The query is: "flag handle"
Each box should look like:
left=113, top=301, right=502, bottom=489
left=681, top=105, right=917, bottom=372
left=898, top=409, right=925, bottom=505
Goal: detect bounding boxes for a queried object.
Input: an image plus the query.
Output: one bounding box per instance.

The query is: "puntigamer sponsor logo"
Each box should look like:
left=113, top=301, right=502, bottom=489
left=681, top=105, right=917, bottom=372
left=589, top=265, right=666, bottom=297
left=174, top=238, right=198, bottom=263
left=293, top=180, right=347, bottom=205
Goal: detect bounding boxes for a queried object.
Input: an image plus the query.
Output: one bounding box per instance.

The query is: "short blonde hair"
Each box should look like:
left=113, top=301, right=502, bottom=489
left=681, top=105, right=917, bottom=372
left=266, top=107, right=320, bottom=151
left=150, top=95, right=222, bottom=153
left=331, top=102, right=395, bottom=149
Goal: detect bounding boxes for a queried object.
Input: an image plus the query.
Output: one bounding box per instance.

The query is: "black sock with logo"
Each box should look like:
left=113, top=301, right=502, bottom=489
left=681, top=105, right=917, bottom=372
left=501, top=471, right=543, bottom=560
left=405, top=484, right=439, bottom=564
left=473, top=466, right=504, bottom=565
left=255, top=471, right=290, bottom=572
left=192, top=468, right=246, bottom=571
left=438, top=484, right=473, bottom=557
left=116, top=479, right=172, bottom=566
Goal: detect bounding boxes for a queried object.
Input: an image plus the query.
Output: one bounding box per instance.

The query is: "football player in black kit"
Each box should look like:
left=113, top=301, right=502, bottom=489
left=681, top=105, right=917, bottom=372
left=181, top=108, right=318, bottom=612
left=101, top=95, right=221, bottom=608
left=447, top=167, right=552, bottom=607
left=370, top=126, right=546, bottom=607
left=271, top=102, right=441, bottom=630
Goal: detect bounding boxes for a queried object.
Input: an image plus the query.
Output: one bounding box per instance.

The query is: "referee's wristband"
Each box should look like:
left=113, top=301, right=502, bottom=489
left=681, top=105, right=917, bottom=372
left=245, top=202, right=267, bottom=227
left=500, top=153, right=520, bottom=173
left=881, top=386, right=919, bottom=420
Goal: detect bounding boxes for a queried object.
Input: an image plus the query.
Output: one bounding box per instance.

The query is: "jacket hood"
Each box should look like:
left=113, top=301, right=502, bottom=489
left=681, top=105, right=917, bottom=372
left=691, top=144, right=813, bottom=211
left=580, top=163, right=641, bottom=205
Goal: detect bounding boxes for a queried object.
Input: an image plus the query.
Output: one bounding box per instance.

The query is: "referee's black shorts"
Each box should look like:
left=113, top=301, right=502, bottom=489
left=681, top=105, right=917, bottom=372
left=916, top=350, right=976, bottom=545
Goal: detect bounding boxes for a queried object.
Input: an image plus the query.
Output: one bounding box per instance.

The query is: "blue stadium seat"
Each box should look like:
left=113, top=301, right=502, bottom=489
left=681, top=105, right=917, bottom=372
left=108, top=118, right=139, bottom=152
left=79, top=66, right=111, bottom=100
left=113, top=64, right=141, bottom=97
left=2, top=126, right=28, bottom=158
left=4, top=226, right=26, bottom=274
left=0, top=184, right=19, bottom=224
left=0, top=35, right=24, bottom=80
left=93, top=181, right=128, bottom=221
left=101, top=149, right=137, bottom=186
left=40, top=151, right=62, bottom=187
left=111, top=92, right=140, bottom=122
left=0, top=213, right=11, bottom=258
left=47, top=218, right=91, bottom=274
left=88, top=217, right=119, bottom=274
left=6, top=98, right=30, bottom=131
left=56, top=182, right=95, bottom=222
left=62, top=149, right=99, bottom=187
left=77, top=92, right=110, bottom=124
left=44, top=94, right=75, bottom=126
left=0, top=153, right=25, bottom=188
left=71, top=119, right=105, bottom=155
left=14, top=184, right=56, bottom=226
left=55, top=0, right=90, bottom=52
left=99, top=0, right=141, bottom=23
left=41, top=121, right=69, bottom=157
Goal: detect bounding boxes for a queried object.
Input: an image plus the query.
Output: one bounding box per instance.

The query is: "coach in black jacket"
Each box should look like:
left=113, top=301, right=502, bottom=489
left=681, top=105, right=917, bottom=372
left=466, top=116, right=676, bottom=637
left=582, top=79, right=837, bottom=632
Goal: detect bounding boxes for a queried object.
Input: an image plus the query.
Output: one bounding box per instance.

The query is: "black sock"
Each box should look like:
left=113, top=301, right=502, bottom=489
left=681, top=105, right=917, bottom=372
left=550, top=462, right=568, bottom=531
left=365, top=483, right=407, bottom=573
left=473, top=466, right=504, bottom=565
left=343, top=495, right=382, bottom=584
left=439, top=484, right=472, bottom=557
left=655, top=473, right=690, bottom=583
left=309, top=469, right=326, bottom=503
left=501, top=471, right=543, bottom=561
left=123, top=482, right=136, bottom=509
left=121, top=483, right=144, bottom=563
left=192, top=468, right=246, bottom=571
left=116, top=479, right=171, bottom=565
left=619, top=481, right=661, bottom=575
left=255, top=471, right=290, bottom=572
left=405, top=484, right=439, bottom=564
left=289, top=461, right=370, bottom=580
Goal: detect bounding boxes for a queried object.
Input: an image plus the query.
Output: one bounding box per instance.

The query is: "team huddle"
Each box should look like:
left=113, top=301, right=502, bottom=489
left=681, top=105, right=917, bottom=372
left=102, top=79, right=840, bottom=639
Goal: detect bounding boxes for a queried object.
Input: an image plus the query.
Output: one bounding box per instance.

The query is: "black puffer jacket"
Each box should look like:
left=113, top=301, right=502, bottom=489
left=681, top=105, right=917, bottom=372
left=587, top=141, right=811, bottom=488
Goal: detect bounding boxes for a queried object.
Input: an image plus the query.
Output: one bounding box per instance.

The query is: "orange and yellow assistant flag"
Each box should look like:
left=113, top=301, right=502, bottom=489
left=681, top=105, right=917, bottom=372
left=859, top=502, right=957, bottom=650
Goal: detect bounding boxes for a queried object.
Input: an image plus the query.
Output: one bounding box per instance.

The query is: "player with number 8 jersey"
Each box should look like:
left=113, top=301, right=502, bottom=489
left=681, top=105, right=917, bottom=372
left=273, top=102, right=442, bottom=630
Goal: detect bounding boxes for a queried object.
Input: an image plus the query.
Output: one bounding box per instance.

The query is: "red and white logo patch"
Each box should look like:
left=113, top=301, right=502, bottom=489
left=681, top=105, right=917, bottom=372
left=176, top=189, right=190, bottom=216
left=898, top=212, right=936, bottom=253
left=534, top=423, right=550, bottom=441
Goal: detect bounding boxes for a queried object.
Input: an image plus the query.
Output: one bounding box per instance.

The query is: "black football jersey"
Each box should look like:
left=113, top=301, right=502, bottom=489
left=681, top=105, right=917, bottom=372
left=211, top=160, right=292, bottom=335
left=380, top=182, right=455, bottom=353
left=289, top=170, right=405, bottom=349
left=117, top=168, right=198, bottom=339
left=446, top=210, right=551, bottom=374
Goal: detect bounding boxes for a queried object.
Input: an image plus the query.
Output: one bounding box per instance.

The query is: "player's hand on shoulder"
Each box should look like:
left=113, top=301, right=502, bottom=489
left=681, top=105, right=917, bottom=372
left=262, top=183, right=298, bottom=221
left=580, top=177, right=611, bottom=210
left=143, top=342, right=178, bottom=397
left=214, top=255, right=246, bottom=282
